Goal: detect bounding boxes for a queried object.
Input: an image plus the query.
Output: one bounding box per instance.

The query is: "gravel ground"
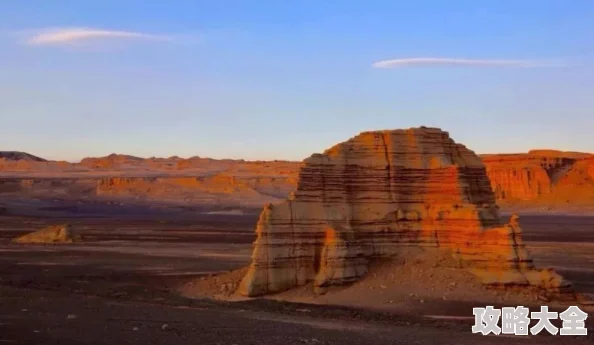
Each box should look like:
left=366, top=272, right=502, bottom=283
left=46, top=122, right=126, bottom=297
left=0, top=214, right=593, bottom=344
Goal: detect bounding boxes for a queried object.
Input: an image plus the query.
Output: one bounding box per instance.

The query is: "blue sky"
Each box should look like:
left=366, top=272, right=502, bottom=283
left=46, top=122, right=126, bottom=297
left=1, top=1, right=594, bottom=161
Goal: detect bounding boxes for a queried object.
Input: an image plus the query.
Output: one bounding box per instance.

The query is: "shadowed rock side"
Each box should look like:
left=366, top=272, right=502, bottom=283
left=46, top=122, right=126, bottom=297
left=12, top=224, right=81, bottom=244
left=238, top=127, right=573, bottom=299
left=0, top=151, right=47, bottom=162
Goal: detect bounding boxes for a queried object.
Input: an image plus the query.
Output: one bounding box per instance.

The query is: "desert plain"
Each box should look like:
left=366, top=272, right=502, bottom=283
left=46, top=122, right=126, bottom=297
left=1, top=129, right=594, bottom=345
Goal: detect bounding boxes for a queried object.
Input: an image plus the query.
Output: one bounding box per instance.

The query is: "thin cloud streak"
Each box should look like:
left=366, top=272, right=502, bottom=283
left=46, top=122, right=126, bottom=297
left=372, top=57, right=562, bottom=68
left=24, top=27, right=172, bottom=45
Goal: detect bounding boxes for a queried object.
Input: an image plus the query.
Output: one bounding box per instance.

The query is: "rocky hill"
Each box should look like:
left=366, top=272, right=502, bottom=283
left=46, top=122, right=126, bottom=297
left=0, top=153, right=299, bottom=213
left=0, top=151, right=47, bottom=162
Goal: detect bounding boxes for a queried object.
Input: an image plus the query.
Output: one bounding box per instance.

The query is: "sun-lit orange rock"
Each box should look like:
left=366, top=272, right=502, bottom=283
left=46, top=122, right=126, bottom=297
left=2, top=147, right=593, bottom=214
left=238, top=127, right=574, bottom=298
left=481, top=151, right=594, bottom=210
left=12, top=224, right=81, bottom=244
left=587, top=158, right=594, bottom=180
left=80, top=154, right=144, bottom=169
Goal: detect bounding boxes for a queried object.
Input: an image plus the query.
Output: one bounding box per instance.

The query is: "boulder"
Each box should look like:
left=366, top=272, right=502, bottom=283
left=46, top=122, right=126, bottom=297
left=13, top=224, right=81, bottom=244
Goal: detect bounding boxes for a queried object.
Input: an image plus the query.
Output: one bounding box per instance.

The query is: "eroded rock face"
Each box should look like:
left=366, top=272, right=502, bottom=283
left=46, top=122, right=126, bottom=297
left=80, top=154, right=144, bottom=169
left=238, top=127, right=573, bottom=298
left=481, top=152, right=594, bottom=210
left=95, top=175, right=296, bottom=208
left=13, top=224, right=81, bottom=244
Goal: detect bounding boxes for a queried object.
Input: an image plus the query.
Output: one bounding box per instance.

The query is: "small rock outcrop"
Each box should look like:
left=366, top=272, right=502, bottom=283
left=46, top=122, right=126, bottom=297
left=13, top=224, right=81, bottom=244
left=238, top=127, right=574, bottom=299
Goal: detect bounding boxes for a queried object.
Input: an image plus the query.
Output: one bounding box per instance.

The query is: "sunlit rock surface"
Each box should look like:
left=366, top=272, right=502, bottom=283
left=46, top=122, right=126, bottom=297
left=238, top=127, right=574, bottom=299
left=13, top=224, right=81, bottom=244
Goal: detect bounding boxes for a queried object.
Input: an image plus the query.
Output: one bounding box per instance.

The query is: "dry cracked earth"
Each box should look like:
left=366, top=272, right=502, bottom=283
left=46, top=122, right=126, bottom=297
left=1, top=205, right=593, bottom=345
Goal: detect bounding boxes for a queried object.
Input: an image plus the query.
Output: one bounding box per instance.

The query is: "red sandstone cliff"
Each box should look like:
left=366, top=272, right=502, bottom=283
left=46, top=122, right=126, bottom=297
left=481, top=151, right=594, bottom=212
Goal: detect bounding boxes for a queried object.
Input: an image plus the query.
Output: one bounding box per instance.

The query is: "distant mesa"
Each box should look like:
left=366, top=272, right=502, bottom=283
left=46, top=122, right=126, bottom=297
left=479, top=149, right=592, bottom=159
left=0, top=151, right=47, bottom=162
left=526, top=149, right=592, bottom=159
left=79, top=153, right=144, bottom=168
left=12, top=224, right=82, bottom=244
left=237, top=127, right=575, bottom=302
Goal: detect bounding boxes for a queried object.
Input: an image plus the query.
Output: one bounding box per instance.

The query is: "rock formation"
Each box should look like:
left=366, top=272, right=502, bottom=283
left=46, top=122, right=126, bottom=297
left=238, top=127, right=573, bottom=299
left=95, top=175, right=296, bottom=208
left=0, top=155, right=299, bottom=212
left=482, top=151, right=594, bottom=211
left=80, top=154, right=144, bottom=169
left=0, top=151, right=47, bottom=162
left=2, top=146, right=594, bottom=214
left=13, top=224, right=81, bottom=244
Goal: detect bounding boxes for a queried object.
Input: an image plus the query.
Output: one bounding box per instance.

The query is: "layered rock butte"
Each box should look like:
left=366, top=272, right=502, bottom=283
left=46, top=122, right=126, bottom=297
left=238, top=127, right=573, bottom=299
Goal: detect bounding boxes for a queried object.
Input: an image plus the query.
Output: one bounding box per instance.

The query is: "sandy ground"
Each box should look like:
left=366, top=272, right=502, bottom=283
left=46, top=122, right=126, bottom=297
left=0, top=210, right=593, bottom=344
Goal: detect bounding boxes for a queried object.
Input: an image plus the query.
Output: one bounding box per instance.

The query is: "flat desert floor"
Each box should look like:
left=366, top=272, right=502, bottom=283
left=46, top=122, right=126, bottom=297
left=1, top=209, right=593, bottom=344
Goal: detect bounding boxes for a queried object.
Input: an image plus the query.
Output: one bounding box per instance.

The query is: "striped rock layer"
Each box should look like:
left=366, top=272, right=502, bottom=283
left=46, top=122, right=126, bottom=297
left=238, top=127, right=573, bottom=298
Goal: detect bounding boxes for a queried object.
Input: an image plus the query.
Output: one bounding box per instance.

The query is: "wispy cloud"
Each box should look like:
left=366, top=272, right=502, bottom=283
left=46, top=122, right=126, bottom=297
left=22, top=27, right=173, bottom=46
left=372, top=57, right=562, bottom=69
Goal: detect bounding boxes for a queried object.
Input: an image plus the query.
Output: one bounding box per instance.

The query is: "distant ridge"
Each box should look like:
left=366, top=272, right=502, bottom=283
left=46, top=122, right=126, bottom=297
left=479, top=150, right=593, bottom=159
left=81, top=153, right=144, bottom=162
left=526, top=149, right=592, bottom=159
left=0, top=151, right=47, bottom=162
left=1, top=147, right=594, bottom=214
left=77, top=153, right=298, bottom=165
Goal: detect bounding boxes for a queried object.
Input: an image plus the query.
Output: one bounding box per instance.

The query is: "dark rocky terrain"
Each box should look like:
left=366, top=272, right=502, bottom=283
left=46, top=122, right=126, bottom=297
left=0, top=208, right=593, bottom=344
